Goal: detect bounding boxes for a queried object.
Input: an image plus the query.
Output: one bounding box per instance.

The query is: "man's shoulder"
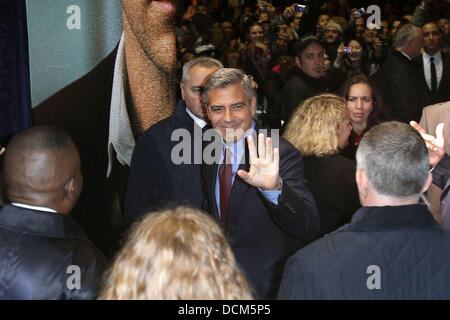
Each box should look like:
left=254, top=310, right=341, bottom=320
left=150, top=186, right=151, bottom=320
left=33, top=47, right=118, bottom=127
left=138, top=109, right=193, bottom=146
left=423, top=101, right=450, bottom=115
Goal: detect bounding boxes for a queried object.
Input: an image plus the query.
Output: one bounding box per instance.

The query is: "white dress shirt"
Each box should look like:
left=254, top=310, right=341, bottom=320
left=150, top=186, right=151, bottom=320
left=423, top=51, right=443, bottom=91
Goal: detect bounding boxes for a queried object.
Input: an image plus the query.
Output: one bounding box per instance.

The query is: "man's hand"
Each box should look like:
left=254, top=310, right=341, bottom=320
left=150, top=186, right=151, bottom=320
left=282, top=3, right=300, bottom=20
left=237, top=133, right=281, bottom=191
left=410, top=121, right=445, bottom=167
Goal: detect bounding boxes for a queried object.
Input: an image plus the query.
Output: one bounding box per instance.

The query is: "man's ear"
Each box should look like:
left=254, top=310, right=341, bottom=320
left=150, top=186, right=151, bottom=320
left=180, top=82, right=186, bottom=101
left=422, top=172, right=433, bottom=194
left=356, top=169, right=369, bottom=206
left=250, top=96, right=257, bottom=116
left=64, top=178, right=77, bottom=201
left=295, top=56, right=302, bottom=69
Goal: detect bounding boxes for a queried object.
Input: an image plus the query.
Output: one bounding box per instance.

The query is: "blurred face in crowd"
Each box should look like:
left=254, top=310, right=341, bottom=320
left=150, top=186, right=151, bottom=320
left=259, top=12, right=270, bottom=24
left=438, top=18, right=450, bottom=36
left=391, top=20, right=401, bottom=36
left=248, top=25, right=264, bottom=43
left=196, top=5, right=208, bottom=16
left=222, top=21, right=234, bottom=38
left=347, top=83, right=373, bottom=126
left=181, top=65, right=220, bottom=120
left=323, top=52, right=331, bottom=73
left=317, top=14, right=330, bottom=30
left=293, top=12, right=303, bottom=28
left=363, top=27, right=378, bottom=44
left=275, top=34, right=289, bottom=52
left=296, top=42, right=325, bottom=78
left=380, top=21, right=390, bottom=41
left=206, top=84, right=256, bottom=143
left=422, top=23, right=442, bottom=55
left=336, top=115, right=352, bottom=149
left=355, top=17, right=365, bottom=38
left=120, top=0, right=177, bottom=74
left=403, top=15, right=413, bottom=22
left=324, top=26, right=340, bottom=44
left=348, top=40, right=363, bottom=62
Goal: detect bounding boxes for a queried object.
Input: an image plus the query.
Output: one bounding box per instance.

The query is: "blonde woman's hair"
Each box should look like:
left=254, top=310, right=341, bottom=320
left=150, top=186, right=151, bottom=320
left=284, top=93, right=348, bottom=158
left=98, top=207, right=253, bottom=300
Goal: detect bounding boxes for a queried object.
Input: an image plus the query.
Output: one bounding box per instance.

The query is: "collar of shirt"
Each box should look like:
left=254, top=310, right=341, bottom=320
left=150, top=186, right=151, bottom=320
left=423, top=50, right=442, bottom=64
left=11, top=202, right=57, bottom=213
left=107, top=32, right=135, bottom=178
left=185, top=108, right=207, bottom=128
left=219, top=120, right=256, bottom=172
left=399, top=50, right=413, bottom=61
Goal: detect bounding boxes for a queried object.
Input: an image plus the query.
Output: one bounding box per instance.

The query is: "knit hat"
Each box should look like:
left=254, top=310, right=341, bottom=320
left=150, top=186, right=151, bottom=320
left=325, top=22, right=343, bottom=33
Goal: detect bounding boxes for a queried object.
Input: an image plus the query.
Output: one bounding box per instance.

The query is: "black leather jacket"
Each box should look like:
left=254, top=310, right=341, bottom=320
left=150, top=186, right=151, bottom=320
left=0, top=204, right=107, bottom=299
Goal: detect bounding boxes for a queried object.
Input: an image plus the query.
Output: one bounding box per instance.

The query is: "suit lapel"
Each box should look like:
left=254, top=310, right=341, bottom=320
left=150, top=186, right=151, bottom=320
left=206, top=161, right=220, bottom=223
left=226, top=136, right=252, bottom=220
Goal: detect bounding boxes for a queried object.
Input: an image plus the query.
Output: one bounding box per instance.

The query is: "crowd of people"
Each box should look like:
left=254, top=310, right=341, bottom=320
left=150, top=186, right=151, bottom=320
left=0, top=0, right=449, bottom=300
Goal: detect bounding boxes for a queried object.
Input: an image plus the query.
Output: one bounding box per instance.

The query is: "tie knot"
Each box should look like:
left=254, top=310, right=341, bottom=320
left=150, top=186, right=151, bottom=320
left=430, top=56, right=435, bottom=62
left=224, top=148, right=233, bottom=165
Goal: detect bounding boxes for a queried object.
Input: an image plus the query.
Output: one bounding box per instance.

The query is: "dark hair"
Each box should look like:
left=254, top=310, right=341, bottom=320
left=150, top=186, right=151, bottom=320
left=7, top=125, right=72, bottom=153
left=341, top=37, right=371, bottom=76
left=339, top=75, right=390, bottom=127
left=356, top=122, right=429, bottom=197
left=295, top=35, right=324, bottom=57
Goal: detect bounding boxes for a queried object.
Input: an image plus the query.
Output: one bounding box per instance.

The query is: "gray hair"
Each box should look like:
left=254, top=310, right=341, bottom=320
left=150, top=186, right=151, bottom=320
left=182, top=57, right=223, bottom=83
left=202, top=68, right=255, bottom=105
left=392, top=23, right=421, bottom=50
left=356, top=121, right=429, bottom=198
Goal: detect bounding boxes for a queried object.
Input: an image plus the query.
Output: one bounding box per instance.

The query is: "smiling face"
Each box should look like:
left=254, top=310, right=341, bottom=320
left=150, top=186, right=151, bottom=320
left=296, top=42, right=325, bottom=78
left=347, top=83, right=373, bottom=126
left=248, top=25, right=264, bottom=43
left=348, top=40, right=363, bottom=62
left=206, top=84, right=256, bottom=143
left=181, top=65, right=220, bottom=120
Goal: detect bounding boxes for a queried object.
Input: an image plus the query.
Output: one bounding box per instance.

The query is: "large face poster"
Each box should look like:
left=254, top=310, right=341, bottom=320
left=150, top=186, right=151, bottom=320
left=26, top=0, right=123, bottom=108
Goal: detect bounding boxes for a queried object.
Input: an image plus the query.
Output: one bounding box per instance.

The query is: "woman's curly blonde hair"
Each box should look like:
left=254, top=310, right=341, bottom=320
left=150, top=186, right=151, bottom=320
left=283, top=93, right=348, bottom=158
left=98, top=207, right=253, bottom=300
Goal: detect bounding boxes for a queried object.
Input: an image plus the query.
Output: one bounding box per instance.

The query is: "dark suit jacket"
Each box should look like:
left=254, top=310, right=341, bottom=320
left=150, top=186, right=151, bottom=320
left=125, top=100, right=205, bottom=224
left=278, top=204, right=450, bottom=299
left=373, top=50, right=431, bottom=123
left=303, top=154, right=361, bottom=241
left=433, top=154, right=450, bottom=230
left=0, top=204, right=107, bottom=299
left=32, top=47, right=124, bottom=257
left=417, top=52, right=450, bottom=104
left=278, top=68, right=328, bottom=124
left=202, top=130, right=319, bottom=299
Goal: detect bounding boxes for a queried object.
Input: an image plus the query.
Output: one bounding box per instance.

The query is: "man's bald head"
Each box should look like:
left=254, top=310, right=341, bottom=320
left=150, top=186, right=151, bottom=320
left=3, top=126, right=82, bottom=214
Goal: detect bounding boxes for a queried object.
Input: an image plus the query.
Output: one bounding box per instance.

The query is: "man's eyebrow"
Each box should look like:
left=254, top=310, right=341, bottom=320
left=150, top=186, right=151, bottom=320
left=231, top=101, right=245, bottom=107
left=210, top=101, right=245, bottom=108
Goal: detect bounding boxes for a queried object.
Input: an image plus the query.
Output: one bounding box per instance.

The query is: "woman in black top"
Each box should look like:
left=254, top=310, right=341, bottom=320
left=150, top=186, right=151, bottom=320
left=284, top=93, right=361, bottom=241
left=340, top=75, right=389, bottom=160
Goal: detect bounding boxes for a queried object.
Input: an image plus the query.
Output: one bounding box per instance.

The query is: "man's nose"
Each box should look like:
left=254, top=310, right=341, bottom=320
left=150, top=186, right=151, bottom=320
left=314, top=56, right=321, bottom=65
left=224, top=108, right=233, bottom=122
